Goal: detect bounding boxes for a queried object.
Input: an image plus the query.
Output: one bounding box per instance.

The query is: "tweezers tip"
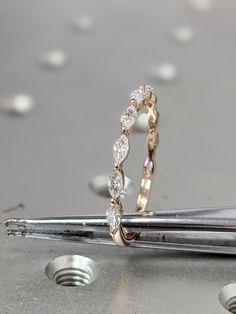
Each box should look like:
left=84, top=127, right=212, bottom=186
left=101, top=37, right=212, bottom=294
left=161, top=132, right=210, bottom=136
left=4, top=218, right=27, bottom=237
left=4, top=218, right=21, bottom=227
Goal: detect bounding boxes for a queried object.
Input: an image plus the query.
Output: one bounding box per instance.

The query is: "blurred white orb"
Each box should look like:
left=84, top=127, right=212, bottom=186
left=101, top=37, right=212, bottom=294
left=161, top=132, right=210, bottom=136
left=40, top=50, right=67, bottom=70
left=188, top=0, right=213, bottom=12
left=149, top=63, right=178, bottom=83
left=171, top=26, right=194, bottom=44
left=3, top=94, right=35, bottom=115
left=72, top=15, right=94, bottom=32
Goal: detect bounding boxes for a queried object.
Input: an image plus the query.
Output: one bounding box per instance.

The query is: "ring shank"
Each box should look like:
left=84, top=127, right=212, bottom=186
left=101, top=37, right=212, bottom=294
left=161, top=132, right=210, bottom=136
left=136, top=94, right=158, bottom=214
left=112, top=226, right=138, bottom=247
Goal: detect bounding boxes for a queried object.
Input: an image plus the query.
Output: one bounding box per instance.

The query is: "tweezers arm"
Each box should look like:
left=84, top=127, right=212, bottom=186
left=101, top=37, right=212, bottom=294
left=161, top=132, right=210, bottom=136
left=4, top=207, right=236, bottom=255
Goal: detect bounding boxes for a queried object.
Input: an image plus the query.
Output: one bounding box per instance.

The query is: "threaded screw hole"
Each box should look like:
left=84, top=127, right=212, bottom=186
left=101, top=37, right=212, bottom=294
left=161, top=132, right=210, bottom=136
left=219, top=283, right=236, bottom=313
left=45, top=255, right=99, bottom=287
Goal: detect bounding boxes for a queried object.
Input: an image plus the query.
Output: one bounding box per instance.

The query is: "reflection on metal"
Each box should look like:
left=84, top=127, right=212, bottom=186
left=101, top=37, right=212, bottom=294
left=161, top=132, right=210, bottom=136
left=5, top=207, right=236, bottom=255
left=89, top=174, right=133, bottom=198
left=39, top=50, right=67, bottom=70
left=0, top=94, right=35, bottom=116
left=149, top=63, right=178, bottom=83
left=45, top=255, right=100, bottom=287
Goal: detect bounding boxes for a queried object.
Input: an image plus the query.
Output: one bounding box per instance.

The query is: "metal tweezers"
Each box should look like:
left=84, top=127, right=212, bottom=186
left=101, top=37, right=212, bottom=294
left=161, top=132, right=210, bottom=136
left=4, top=206, right=236, bottom=255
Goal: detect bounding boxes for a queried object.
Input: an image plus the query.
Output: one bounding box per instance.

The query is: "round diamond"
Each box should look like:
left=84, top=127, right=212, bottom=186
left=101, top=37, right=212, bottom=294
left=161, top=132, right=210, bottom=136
left=113, top=134, right=129, bottom=164
left=108, top=170, right=124, bottom=199
left=120, top=105, right=137, bottom=129
left=106, top=206, right=121, bottom=233
left=130, top=89, right=144, bottom=102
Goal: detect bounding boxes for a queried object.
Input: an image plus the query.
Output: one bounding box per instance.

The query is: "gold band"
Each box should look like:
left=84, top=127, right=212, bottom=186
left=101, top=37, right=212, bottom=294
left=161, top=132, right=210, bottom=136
left=106, top=85, right=159, bottom=246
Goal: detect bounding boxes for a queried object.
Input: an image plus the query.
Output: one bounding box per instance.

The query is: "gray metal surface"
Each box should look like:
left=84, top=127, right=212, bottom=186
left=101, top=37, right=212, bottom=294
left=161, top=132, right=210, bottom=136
left=0, top=0, right=236, bottom=313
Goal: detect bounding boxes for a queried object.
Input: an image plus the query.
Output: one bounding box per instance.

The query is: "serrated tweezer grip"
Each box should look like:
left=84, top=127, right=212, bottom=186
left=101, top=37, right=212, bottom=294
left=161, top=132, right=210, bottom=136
left=4, top=207, right=236, bottom=255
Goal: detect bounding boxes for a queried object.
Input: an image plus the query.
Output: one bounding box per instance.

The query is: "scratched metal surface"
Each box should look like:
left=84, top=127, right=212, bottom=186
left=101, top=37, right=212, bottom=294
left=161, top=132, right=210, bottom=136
left=0, top=0, right=236, bottom=313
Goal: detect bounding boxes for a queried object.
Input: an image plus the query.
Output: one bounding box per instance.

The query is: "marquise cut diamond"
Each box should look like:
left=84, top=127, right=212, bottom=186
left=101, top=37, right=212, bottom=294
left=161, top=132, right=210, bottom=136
left=113, top=134, right=129, bottom=164
left=106, top=206, right=121, bottom=233
left=108, top=170, right=124, bottom=199
left=120, top=105, right=137, bottom=129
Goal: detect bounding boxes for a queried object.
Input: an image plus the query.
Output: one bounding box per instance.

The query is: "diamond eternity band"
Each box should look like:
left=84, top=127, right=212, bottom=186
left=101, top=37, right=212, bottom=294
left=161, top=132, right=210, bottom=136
left=106, top=85, right=159, bottom=247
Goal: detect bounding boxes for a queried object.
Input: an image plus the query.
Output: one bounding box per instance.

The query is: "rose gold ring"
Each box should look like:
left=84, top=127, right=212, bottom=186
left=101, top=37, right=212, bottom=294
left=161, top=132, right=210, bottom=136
left=106, top=85, right=159, bottom=247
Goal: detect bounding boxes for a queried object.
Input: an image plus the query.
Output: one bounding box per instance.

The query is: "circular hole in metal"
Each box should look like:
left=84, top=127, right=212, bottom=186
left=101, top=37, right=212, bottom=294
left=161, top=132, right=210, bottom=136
left=219, top=283, right=236, bottom=313
left=45, top=255, right=100, bottom=287
left=89, top=174, right=133, bottom=198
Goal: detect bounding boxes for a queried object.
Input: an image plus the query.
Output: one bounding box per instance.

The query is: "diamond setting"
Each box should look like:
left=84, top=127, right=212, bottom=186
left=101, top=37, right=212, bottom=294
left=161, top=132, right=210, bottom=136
left=108, top=170, right=124, bottom=199
left=120, top=105, right=137, bottom=129
left=130, top=89, right=144, bottom=102
left=106, top=86, right=159, bottom=243
left=113, top=134, right=129, bottom=164
left=106, top=206, right=121, bottom=233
